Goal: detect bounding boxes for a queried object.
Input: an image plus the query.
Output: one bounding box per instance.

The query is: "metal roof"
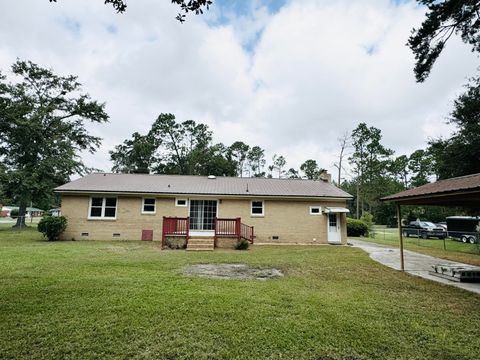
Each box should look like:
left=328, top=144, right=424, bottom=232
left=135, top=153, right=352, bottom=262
left=55, top=173, right=353, bottom=199
left=381, top=173, right=480, bottom=206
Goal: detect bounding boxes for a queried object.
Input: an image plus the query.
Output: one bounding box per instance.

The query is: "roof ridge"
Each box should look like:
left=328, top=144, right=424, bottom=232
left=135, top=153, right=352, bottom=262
left=91, top=172, right=329, bottom=182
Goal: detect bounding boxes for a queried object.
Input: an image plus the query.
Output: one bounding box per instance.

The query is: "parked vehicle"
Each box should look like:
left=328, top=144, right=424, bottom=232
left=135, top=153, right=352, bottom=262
left=435, top=222, right=448, bottom=231
left=402, top=221, right=446, bottom=239
left=446, top=216, right=479, bottom=244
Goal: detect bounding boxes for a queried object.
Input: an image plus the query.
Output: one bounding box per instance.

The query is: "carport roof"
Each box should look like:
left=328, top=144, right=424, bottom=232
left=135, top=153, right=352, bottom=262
left=381, top=173, right=480, bottom=206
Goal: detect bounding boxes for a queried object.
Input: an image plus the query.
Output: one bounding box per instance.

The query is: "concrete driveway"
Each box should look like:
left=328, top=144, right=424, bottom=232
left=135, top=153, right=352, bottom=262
left=349, top=239, right=480, bottom=295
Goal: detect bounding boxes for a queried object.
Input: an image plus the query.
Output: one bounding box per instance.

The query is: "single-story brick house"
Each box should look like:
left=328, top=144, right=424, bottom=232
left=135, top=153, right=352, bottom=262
left=55, top=173, right=352, bottom=249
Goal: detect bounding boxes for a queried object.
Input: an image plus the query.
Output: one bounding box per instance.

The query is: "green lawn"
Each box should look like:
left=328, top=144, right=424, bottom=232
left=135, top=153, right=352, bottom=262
left=353, top=226, right=480, bottom=266
left=1, top=227, right=479, bottom=359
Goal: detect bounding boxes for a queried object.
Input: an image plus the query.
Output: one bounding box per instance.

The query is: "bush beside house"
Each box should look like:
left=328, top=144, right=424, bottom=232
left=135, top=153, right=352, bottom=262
left=347, top=218, right=368, bottom=237
left=38, top=216, right=67, bottom=241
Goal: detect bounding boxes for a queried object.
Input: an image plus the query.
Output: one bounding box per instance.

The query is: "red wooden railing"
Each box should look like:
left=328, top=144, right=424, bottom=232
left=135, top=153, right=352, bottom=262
left=240, top=222, right=255, bottom=243
left=162, top=216, right=190, bottom=247
left=214, top=217, right=254, bottom=246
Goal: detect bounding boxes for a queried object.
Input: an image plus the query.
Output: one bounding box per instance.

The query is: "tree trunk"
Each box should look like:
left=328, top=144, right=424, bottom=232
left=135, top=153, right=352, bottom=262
left=356, top=182, right=360, bottom=219
left=14, top=199, right=28, bottom=228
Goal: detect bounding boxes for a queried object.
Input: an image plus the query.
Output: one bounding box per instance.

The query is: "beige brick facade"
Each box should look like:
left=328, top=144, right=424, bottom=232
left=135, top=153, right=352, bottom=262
left=60, top=195, right=348, bottom=244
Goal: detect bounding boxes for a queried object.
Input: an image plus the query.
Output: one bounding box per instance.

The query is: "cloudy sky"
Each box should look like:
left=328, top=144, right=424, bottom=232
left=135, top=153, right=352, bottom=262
left=0, top=0, right=478, bottom=178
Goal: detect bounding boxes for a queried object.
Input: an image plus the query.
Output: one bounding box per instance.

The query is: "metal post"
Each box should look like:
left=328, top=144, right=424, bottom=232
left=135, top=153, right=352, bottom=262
left=396, top=204, right=405, bottom=271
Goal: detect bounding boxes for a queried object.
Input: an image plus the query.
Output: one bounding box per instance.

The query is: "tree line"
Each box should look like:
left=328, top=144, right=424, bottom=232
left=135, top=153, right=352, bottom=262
left=109, top=113, right=328, bottom=180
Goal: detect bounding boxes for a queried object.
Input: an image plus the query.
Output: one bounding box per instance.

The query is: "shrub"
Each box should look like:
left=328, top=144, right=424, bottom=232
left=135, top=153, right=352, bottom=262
left=346, top=218, right=368, bottom=237
left=10, top=208, right=19, bottom=219
left=37, top=216, right=67, bottom=241
left=164, top=237, right=187, bottom=249
left=360, top=212, right=374, bottom=231
left=235, top=238, right=250, bottom=250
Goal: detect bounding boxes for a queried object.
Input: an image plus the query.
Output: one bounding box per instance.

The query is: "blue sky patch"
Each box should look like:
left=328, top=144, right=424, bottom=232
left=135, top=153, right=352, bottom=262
left=61, top=17, right=81, bottom=35
left=106, top=24, right=118, bottom=34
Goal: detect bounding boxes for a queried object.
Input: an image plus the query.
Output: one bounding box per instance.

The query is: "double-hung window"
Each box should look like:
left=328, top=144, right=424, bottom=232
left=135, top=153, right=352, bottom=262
left=89, top=197, right=117, bottom=219
left=251, top=200, right=264, bottom=216
left=142, top=198, right=156, bottom=214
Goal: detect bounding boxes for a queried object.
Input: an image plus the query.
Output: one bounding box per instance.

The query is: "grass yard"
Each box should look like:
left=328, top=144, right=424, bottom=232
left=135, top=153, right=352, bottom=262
left=1, top=226, right=479, bottom=359
left=352, top=226, right=480, bottom=266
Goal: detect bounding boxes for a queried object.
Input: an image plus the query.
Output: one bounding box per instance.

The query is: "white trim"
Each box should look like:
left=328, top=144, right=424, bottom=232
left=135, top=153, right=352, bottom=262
left=175, top=198, right=188, bottom=207
left=324, top=207, right=350, bottom=214
left=141, top=197, right=156, bottom=214
left=309, top=206, right=322, bottom=215
left=250, top=200, right=264, bottom=217
left=87, top=196, right=117, bottom=220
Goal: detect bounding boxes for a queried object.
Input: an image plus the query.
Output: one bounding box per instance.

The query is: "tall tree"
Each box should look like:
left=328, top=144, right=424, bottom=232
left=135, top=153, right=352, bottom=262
left=110, top=132, right=157, bottom=174
left=246, top=146, right=266, bottom=177
left=388, top=155, right=410, bottom=188
left=229, top=141, right=250, bottom=177
left=0, top=60, right=108, bottom=227
left=333, top=131, right=351, bottom=185
left=408, top=149, right=435, bottom=186
left=148, top=114, right=213, bottom=175
left=408, top=0, right=480, bottom=82
left=300, top=159, right=324, bottom=180
left=270, top=154, right=287, bottom=178
left=349, top=123, right=393, bottom=218
left=428, top=76, right=480, bottom=178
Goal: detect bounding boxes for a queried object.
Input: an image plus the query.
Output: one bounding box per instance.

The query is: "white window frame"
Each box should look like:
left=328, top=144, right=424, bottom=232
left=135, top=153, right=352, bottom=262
left=142, top=197, right=156, bottom=214
left=250, top=200, right=264, bottom=217
left=175, top=198, right=188, bottom=207
left=88, top=197, right=117, bottom=220
left=309, top=206, right=322, bottom=215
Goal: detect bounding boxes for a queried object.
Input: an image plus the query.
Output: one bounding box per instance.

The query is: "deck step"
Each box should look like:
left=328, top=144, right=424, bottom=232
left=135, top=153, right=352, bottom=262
left=187, top=237, right=214, bottom=251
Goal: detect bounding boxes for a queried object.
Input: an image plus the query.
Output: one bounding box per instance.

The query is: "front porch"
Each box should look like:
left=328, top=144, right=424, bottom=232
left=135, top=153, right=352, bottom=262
left=162, top=217, right=255, bottom=250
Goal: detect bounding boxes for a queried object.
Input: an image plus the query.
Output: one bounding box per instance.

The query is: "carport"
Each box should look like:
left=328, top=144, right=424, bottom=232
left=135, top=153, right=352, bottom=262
left=381, top=173, right=480, bottom=271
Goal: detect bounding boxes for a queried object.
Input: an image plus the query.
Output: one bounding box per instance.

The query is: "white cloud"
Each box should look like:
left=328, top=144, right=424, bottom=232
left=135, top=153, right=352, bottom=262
left=0, top=0, right=477, bottom=177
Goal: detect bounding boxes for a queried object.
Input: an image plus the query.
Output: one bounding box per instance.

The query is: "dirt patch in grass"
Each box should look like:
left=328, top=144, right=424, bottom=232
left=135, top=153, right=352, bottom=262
left=184, top=264, right=284, bottom=280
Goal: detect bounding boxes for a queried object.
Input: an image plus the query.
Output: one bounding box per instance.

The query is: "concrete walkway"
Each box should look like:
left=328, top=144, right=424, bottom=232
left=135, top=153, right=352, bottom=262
left=349, top=239, right=480, bottom=295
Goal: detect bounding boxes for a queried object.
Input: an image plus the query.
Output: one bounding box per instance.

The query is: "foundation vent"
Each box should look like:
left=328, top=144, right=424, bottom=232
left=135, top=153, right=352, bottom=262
left=81, top=232, right=89, bottom=237
left=272, top=236, right=279, bottom=240
left=113, top=233, right=121, bottom=237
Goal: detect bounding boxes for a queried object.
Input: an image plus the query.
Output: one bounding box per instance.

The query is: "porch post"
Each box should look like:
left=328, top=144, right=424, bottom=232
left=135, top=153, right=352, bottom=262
left=396, top=204, right=405, bottom=271
left=236, top=217, right=241, bottom=241
left=213, top=217, right=218, bottom=248
left=162, top=216, right=166, bottom=248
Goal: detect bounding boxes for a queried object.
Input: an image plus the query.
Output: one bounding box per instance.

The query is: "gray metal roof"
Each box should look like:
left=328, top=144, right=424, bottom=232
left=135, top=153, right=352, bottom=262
left=55, top=173, right=353, bottom=199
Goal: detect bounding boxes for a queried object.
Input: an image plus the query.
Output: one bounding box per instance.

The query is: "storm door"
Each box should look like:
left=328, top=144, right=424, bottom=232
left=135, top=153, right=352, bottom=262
left=189, top=200, right=217, bottom=231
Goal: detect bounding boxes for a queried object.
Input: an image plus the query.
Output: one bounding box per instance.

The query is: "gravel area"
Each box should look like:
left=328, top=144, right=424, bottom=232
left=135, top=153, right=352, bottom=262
left=184, top=264, right=284, bottom=280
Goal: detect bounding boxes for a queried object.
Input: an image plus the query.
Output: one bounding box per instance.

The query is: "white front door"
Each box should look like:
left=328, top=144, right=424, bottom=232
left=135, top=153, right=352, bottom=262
left=327, top=213, right=341, bottom=243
